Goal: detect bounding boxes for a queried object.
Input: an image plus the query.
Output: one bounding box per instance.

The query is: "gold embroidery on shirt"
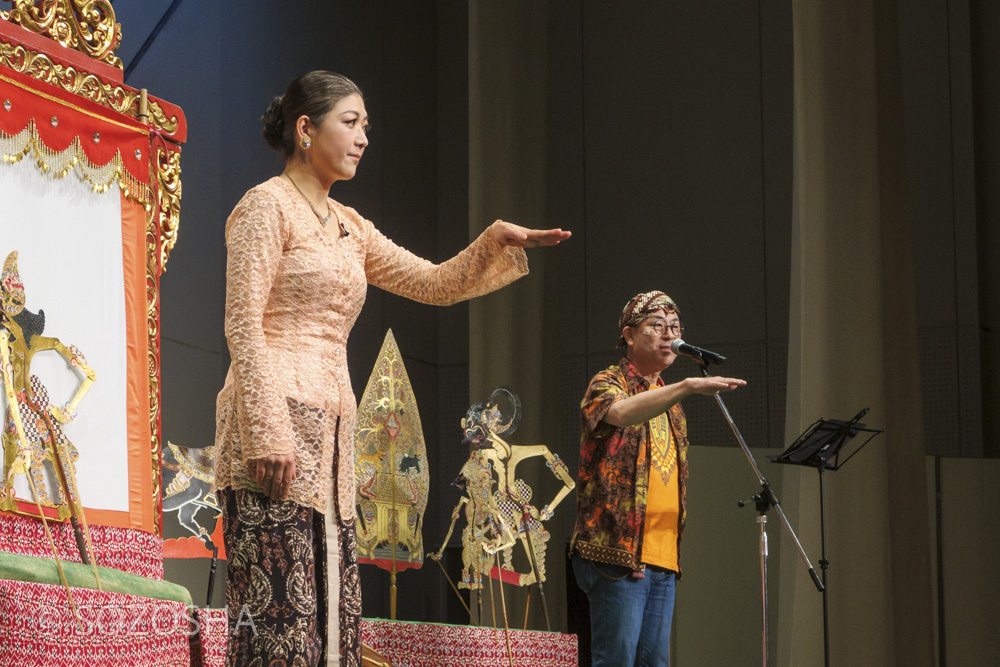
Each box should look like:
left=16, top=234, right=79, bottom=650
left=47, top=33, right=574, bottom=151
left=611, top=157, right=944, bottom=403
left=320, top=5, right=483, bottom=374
left=649, top=413, right=676, bottom=486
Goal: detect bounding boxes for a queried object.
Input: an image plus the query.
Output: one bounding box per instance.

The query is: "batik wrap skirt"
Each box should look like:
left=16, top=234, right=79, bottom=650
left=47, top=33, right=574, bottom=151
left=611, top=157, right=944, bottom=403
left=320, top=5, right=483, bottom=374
left=220, top=485, right=362, bottom=667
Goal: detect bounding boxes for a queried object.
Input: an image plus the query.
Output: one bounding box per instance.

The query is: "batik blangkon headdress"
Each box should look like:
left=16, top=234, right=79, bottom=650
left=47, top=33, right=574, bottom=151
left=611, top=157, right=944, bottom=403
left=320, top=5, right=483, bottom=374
left=617, top=290, right=679, bottom=347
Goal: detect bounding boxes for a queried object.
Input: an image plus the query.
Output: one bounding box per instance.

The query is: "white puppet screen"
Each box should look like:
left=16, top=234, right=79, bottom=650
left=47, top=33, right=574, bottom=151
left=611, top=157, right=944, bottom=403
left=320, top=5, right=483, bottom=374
left=0, top=157, right=130, bottom=513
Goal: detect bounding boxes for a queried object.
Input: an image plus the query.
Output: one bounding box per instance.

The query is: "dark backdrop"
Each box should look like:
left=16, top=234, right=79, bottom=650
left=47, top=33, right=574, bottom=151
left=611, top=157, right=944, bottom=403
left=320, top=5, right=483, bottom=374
left=117, top=0, right=474, bottom=621
left=109, top=0, right=999, bottom=662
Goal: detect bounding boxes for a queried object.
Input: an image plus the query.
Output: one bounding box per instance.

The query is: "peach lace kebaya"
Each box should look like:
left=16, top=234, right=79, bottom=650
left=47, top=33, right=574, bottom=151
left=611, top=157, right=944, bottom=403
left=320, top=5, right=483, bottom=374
left=213, top=177, right=528, bottom=520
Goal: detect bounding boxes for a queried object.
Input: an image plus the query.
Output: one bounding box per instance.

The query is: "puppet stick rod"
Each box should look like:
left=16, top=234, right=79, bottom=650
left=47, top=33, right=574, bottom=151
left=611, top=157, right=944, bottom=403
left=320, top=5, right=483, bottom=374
left=487, top=566, right=497, bottom=630
left=390, top=434, right=397, bottom=620
left=75, top=510, right=101, bottom=589
left=432, top=556, right=472, bottom=618
left=521, top=511, right=550, bottom=631
left=43, top=410, right=101, bottom=590
left=207, top=546, right=219, bottom=607
left=477, top=589, right=483, bottom=630
left=24, top=468, right=85, bottom=633
left=387, top=368, right=401, bottom=621
left=49, top=449, right=101, bottom=590
left=495, top=551, right=514, bottom=667
left=49, top=452, right=89, bottom=569
left=390, top=561, right=397, bottom=620
left=523, top=588, right=531, bottom=631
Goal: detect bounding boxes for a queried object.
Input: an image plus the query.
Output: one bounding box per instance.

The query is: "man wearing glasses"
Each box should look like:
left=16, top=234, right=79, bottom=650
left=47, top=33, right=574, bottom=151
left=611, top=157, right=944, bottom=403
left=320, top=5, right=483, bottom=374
left=569, top=291, right=745, bottom=666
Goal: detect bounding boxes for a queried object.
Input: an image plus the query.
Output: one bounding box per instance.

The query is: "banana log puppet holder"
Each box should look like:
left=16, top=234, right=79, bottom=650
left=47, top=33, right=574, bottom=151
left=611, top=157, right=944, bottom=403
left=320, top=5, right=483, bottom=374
left=0, top=251, right=101, bottom=628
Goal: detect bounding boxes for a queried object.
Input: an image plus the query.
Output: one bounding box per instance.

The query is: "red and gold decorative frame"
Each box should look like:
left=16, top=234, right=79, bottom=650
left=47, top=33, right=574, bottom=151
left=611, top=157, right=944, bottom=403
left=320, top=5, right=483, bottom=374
left=0, top=1, right=186, bottom=536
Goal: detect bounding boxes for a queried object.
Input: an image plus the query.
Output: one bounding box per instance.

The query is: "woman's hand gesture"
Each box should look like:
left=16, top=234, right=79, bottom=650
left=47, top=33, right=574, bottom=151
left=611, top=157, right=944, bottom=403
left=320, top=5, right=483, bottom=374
left=493, top=221, right=571, bottom=248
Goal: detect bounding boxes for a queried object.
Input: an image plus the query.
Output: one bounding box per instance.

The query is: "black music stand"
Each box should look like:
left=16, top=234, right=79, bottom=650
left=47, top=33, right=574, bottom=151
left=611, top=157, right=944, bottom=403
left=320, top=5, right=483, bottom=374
left=768, top=408, right=884, bottom=667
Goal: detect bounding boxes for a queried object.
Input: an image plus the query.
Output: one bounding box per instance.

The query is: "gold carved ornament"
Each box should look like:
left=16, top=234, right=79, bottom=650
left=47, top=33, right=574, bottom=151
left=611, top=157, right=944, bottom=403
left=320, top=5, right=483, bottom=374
left=1, top=0, right=122, bottom=69
left=0, top=9, right=178, bottom=134
left=145, top=142, right=181, bottom=532
left=145, top=250, right=161, bottom=532
left=153, top=142, right=181, bottom=269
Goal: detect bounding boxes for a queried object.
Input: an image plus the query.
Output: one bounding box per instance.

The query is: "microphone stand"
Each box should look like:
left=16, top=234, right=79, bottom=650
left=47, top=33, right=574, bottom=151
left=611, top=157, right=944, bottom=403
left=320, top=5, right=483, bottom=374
left=691, top=355, right=824, bottom=667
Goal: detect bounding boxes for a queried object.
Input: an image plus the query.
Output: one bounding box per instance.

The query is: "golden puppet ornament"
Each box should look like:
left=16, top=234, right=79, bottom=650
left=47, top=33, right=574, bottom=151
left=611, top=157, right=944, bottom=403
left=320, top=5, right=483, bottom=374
left=354, top=329, right=430, bottom=618
left=0, top=251, right=97, bottom=517
left=431, top=387, right=575, bottom=630
left=0, top=250, right=101, bottom=608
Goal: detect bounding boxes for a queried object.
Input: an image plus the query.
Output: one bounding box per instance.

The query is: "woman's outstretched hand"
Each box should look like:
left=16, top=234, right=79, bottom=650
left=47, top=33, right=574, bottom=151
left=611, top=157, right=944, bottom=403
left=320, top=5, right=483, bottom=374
left=493, top=221, right=571, bottom=247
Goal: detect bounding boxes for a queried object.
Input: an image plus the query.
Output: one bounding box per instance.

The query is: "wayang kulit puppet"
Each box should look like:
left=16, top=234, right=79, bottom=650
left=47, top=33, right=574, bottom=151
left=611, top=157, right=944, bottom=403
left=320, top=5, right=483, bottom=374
left=0, top=250, right=101, bottom=616
left=162, top=442, right=220, bottom=551
left=354, top=329, right=430, bottom=618
left=430, top=387, right=575, bottom=630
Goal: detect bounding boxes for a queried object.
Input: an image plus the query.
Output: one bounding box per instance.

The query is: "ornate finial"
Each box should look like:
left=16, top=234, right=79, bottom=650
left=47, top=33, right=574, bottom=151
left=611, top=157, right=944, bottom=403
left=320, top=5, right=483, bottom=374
left=2, top=1, right=123, bottom=70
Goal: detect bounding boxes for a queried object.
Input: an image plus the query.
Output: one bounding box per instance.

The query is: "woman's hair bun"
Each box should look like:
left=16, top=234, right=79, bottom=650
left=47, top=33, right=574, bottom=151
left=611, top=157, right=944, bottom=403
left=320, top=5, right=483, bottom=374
left=261, top=95, right=285, bottom=151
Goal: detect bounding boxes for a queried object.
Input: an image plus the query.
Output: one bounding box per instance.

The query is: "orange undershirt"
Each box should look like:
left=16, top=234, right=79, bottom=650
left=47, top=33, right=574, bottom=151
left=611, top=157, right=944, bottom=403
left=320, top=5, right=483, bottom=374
left=642, top=412, right=680, bottom=571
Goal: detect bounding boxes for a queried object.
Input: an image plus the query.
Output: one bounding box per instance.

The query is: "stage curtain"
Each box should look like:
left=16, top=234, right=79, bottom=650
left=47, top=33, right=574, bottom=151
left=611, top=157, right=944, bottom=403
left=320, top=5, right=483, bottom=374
left=468, top=0, right=567, bottom=634
left=777, top=1, right=934, bottom=665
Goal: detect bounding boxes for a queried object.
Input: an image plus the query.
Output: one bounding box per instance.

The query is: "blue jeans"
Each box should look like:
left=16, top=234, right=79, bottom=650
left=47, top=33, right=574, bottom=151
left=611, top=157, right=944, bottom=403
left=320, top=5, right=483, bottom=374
left=572, top=554, right=676, bottom=667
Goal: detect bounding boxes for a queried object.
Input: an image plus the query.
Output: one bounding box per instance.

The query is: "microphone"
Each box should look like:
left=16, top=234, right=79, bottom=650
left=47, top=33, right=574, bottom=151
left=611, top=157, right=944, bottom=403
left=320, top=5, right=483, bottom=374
left=670, top=339, right=727, bottom=365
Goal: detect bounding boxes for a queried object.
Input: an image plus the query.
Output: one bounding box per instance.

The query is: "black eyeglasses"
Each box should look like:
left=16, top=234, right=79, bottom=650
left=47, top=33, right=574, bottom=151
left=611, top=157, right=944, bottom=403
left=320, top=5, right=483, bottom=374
left=642, top=319, right=684, bottom=339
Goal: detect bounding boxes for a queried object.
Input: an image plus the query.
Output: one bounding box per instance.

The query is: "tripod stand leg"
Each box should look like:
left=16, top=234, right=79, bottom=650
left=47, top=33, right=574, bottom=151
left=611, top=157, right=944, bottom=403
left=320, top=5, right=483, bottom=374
left=758, top=514, right=769, bottom=667
left=820, top=466, right=830, bottom=667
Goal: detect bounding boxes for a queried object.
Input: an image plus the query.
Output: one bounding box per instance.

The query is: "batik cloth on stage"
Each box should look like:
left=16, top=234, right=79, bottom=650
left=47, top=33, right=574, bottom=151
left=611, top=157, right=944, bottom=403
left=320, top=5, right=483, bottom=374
left=360, top=619, right=578, bottom=666
left=0, top=579, right=190, bottom=667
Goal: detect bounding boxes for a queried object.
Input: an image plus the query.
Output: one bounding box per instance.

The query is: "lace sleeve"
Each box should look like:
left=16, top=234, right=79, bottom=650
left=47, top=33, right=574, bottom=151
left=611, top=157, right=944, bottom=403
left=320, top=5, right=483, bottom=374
left=224, top=189, right=296, bottom=460
left=363, top=220, right=528, bottom=305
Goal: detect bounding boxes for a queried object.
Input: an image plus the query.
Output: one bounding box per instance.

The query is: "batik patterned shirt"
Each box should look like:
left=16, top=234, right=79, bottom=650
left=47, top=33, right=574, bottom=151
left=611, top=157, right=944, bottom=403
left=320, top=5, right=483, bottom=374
left=570, top=358, right=689, bottom=572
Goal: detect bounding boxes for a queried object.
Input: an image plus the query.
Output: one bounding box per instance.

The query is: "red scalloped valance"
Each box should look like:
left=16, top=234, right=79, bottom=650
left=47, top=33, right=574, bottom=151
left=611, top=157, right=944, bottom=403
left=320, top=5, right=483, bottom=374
left=0, top=64, right=148, bottom=188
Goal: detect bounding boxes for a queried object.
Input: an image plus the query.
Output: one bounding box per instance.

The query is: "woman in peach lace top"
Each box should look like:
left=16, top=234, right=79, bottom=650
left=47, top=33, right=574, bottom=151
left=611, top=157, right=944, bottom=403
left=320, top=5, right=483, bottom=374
left=213, top=71, right=569, bottom=667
